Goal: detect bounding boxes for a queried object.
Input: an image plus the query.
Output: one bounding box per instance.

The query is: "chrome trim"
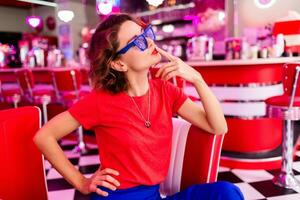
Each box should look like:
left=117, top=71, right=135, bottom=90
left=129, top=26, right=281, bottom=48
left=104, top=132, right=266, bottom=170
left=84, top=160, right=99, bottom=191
left=267, top=105, right=300, bottom=121
left=221, top=155, right=282, bottom=162
left=289, top=66, right=300, bottom=108
left=209, top=82, right=282, bottom=87
left=225, top=115, right=266, bottom=120
left=51, top=71, right=61, bottom=102
left=220, top=99, right=266, bottom=103
left=24, top=70, right=33, bottom=101
left=70, top=70, right=80, bottom=100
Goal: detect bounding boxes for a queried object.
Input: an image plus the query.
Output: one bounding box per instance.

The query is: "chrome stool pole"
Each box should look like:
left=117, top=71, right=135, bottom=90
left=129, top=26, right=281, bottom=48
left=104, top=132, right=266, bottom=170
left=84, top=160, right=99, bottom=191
left=72, top=126, right=88, bottom=154
left=273, top=66, right=300, bottom=189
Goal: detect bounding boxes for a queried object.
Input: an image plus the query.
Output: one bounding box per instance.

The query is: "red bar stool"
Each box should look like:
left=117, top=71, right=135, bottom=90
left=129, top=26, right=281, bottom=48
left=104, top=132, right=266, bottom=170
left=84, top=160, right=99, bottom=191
left=51, top=68, right=90, bottom=153
left=0, top=106, right=48, bottom=200
left=15, top=68, right=54, bottom=123
left=0, top=69, right=21, bottom=108
left=266, top=62, right=300, bottom=188
left=80, top=67, right=92, bottom=92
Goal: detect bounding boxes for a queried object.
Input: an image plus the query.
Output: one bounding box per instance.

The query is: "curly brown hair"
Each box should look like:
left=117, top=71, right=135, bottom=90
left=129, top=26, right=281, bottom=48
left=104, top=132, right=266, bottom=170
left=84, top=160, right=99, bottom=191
left=88, top=13, right=146, bottom=94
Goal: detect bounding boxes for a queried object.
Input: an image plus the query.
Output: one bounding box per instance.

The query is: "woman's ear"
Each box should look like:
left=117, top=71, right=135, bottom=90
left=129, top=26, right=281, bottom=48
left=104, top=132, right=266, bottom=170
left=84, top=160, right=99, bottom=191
left=110, top=60, right=128, bottom=72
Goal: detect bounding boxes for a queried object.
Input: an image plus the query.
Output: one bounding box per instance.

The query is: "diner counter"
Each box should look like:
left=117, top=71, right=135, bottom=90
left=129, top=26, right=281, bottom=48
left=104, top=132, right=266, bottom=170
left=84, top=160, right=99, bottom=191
left=185, top=56, right=300, bottom=66
left=176, top=57, right=299, bottom=169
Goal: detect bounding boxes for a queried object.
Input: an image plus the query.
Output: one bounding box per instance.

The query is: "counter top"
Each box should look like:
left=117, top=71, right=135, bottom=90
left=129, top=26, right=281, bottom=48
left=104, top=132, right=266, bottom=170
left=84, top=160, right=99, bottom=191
left=183, top=57, right=300, bottom=66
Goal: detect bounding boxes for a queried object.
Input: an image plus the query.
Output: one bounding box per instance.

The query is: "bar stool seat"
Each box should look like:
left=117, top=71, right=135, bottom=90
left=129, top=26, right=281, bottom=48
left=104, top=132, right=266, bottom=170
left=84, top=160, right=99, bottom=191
left=34, top=84, right=55, bottom=91
left=32, top=88, right=55, bottom=96
left=59, top=90, right=90, bottom=100
left=2, top=88, right=21, bottom=96
left=266, top=95, right=300, bottom=107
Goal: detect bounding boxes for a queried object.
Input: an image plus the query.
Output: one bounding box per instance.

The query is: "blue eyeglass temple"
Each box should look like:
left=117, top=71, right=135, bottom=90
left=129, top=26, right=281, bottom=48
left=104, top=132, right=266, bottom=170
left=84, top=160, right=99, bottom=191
left=116, top=26, right=155, bottom=55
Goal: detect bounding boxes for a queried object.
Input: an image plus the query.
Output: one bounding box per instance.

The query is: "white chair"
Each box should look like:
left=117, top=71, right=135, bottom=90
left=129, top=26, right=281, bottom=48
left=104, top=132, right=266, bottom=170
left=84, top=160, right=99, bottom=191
left=160, top=118, right=225, bottom=196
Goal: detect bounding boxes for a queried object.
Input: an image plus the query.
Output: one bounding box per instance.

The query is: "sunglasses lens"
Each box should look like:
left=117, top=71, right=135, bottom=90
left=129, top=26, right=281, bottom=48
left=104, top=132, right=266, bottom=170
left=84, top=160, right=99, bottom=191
left=135, top=36, right=147, bottom=51
left=145, top=27, right=155, bottom=40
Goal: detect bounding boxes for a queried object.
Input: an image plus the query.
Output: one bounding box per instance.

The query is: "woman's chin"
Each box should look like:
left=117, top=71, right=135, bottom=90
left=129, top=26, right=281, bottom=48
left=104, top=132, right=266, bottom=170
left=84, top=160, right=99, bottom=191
left=151, top=54, right=162, bottom=65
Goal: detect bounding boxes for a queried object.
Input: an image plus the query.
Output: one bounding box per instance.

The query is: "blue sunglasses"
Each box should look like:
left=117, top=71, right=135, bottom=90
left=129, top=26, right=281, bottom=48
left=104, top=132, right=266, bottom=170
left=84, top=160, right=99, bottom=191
left=116, top=25, right=156, bottom=55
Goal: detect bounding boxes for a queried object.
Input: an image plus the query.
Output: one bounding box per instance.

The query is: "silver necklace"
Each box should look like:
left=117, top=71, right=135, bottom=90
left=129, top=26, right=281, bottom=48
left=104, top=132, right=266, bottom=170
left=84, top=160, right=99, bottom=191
left=129, top=86, right=151, bottom=128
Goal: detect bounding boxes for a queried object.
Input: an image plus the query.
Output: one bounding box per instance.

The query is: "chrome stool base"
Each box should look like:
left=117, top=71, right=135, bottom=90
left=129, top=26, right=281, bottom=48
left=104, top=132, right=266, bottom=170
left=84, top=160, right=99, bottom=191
left=72, top=141, right=88, bottom=154
left=72, top=126, right=88, bottom=154
left=268, top=105, right=300, bottom=189
left=273, top=172, right=300, bottom=189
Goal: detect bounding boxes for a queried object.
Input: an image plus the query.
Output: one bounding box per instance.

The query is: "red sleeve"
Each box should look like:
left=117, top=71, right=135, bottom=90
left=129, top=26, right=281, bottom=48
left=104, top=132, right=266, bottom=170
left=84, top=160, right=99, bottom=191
left=68, top=91, right=100, bottom=130
left=164, top=80, right=188, bottom=113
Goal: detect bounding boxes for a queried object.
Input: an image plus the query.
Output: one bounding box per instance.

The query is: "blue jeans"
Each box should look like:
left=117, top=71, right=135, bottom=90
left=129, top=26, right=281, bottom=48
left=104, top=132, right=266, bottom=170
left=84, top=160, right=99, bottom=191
left=90, top=181, right=245, bottom=200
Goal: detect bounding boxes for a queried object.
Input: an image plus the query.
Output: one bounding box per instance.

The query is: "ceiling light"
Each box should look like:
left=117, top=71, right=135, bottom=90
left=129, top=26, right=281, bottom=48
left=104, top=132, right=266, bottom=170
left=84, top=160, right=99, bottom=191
left=254, top=0, right=276, bottom=9
left=58, top=10, right=74, bottom=23
left=162, top=24, right=174, bottom=33
left=96, top=0, right=113, bottom=15
left=146, top=0, right=164, bottom=7
left=26, top=16, right=42, bottom=28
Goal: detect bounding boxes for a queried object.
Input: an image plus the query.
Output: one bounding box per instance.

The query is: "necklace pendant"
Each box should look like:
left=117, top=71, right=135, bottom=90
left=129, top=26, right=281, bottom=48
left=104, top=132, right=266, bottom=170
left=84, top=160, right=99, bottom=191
left=145, top=121, right=151, bottom=128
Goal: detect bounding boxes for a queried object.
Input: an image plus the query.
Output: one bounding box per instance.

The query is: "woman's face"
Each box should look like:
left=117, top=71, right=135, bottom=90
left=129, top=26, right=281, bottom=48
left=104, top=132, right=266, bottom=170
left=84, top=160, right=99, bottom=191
left=116, top=20, right=161, bottom=72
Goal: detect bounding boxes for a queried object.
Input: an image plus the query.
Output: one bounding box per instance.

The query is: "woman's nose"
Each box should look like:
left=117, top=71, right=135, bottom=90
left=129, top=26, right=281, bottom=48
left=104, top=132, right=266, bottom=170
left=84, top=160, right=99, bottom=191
left=146, top=37, right=155, bottom=48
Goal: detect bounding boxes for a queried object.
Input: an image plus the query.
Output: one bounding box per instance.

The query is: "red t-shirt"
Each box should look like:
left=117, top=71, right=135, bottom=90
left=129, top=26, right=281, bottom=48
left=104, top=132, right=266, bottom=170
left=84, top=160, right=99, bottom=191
left=68, top=79, right=187, bottom=189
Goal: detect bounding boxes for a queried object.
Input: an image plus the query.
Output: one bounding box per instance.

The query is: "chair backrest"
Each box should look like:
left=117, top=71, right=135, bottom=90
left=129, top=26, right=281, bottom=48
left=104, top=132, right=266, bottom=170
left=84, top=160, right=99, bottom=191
left=80, top=67, right=91, bottom=86
left=0, top=69, right=17, bottom=84
left=282, top=62, right=300, bottom=96
left=160, top=118, right=224, bottom=196
left=32, top=68, right=52, bottom=84
left=51, top=68, right=82, bottom=92
left=0, top=106, right=48, bottom=200
left=15, top=68, right=35, bottom=97
left=51, top=68, right=82, bottom=101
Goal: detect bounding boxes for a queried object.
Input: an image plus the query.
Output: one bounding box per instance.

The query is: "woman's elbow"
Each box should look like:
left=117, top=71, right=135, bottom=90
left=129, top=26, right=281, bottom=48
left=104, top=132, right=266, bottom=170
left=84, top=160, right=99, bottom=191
left=33, top=129, right=50, bottom=149
left=33, top=130, right=43, bottom=147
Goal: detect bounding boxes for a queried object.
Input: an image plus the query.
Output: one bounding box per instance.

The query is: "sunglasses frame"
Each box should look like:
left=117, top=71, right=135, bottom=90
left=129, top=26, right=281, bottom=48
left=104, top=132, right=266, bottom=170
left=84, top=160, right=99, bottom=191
left=116, top=25, right=156, bottom=55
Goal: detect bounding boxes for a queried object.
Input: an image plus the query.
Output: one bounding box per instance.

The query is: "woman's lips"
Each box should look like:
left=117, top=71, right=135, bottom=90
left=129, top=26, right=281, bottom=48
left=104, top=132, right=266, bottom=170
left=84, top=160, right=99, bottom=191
left=151, top=48, right=158, bottom=55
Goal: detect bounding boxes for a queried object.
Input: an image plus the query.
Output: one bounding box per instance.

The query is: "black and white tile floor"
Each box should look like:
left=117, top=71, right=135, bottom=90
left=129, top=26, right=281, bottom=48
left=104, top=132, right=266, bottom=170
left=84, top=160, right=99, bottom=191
left=45, top=140, right=300, bottom=200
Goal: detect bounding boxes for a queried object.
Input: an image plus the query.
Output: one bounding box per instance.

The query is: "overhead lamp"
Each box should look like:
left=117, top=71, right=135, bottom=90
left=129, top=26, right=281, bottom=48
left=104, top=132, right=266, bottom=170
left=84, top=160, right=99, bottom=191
left=254, top=0, right=276, bottom=9
left=146, top=0, right=164, bottom=7
left=26, top=16, right=42, bottom=28
left=58, top=10, right=74, bottom=23
left=218, top=11, right=225, bottom=22
left=162, top=24, right=174, bottom=33
left=96, top=0, right=113, bottom=15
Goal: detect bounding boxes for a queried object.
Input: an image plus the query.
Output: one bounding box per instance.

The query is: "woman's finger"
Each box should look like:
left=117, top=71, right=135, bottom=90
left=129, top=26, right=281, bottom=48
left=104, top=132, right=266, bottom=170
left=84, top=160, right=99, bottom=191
left=100, top=168, right=120, bottom=176
left=95, top=188, right=109, bottom=197
left=97, top=174, right=120, bottom=187
left=165, top=71, right=179, bottom=81
left=155, top=62, right=176, bottom=78
left=156, top=47, right=177, bottom=61
left=94, top=180, right=117, bottom=191
left=160, top=65, right=179, bottom=80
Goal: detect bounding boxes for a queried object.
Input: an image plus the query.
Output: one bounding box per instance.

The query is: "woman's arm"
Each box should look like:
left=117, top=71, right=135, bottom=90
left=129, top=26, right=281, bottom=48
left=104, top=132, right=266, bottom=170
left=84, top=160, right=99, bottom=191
left=33, top=111, right=87, bottom=190
left=155, top=47, right=227, bottom=135
left=33, top=111, right=120, bottom=196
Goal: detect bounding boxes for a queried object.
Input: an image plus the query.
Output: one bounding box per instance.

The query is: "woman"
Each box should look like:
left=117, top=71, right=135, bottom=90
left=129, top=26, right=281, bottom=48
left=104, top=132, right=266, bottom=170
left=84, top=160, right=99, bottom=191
left=34, top=14, right=244, bottom=200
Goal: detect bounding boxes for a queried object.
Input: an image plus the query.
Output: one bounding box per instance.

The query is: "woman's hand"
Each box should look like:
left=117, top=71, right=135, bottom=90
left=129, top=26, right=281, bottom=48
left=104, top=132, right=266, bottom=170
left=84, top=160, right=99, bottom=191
left=79, top=167, right=120, bottom=197
left=155, top=47, right=203, bottom=84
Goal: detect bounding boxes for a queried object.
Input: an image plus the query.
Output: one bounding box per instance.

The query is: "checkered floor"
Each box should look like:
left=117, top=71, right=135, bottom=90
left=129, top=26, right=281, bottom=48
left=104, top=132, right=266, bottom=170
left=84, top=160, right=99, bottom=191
left=45, top=139, right=300, bottom=200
